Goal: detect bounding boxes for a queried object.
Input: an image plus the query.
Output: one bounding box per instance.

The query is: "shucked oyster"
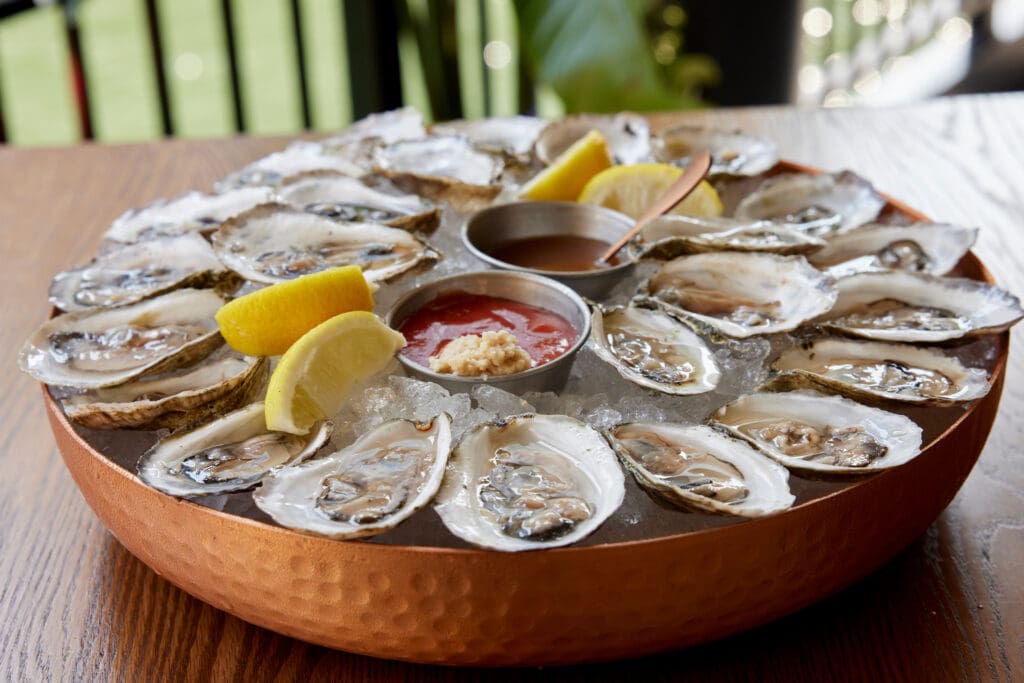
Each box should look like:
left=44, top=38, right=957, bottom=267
left=49, top=233, right=242, bottom=312
left=653, top=125, right=778, bottom=177
left=254, top=414, right=452, bottom=539
left=435, top=414, right=625, bottom=551
left=809, top=223, right=978, bottom=277
left=818, top=270, right=1024, bottom=342
left=631, top=215, right=826, bottom=261
left=103, top=187, right=274, bottom=243
left=645, top=252, right=837, bottom=338
left=20, top=288, right=224, bottom=389
left=321, top=106, right=427, bottom=147
left=138, top=402, right=332, bottom=497
left=430, top=116, right=547, bottom=162
left=712, top=390, right=923, bottom=475
left=590, top=301, right=720, bottom=395
left=61, top=349, right=268, bottom=430
left=534, top=113, right=650, bottom=165
left=607, top=423, right=794, bottom=517
left=274, top=171, right=440, bottom=234
left=374, top=136, right=504, bottom=210
left=217, top=141, right=365, bottom=191
left=734, top=171, right=886, bottom=237
left=211, top=203, right=440, bottom=284
left=765, top=337, right=989, bottom=406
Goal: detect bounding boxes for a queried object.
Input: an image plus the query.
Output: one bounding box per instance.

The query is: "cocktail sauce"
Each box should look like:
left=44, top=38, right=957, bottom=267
left=398, top=293, right=577, bottom=368
left=490, top=235, right=620, bottom=272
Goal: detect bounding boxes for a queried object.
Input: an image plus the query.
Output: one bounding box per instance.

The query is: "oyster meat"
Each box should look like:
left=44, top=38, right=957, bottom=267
left=645, top=252, right=838, bottom=337
left=49, top=233, right=241, bottom=312
left=103, top=187, right=274, bottom=243
left=631, top=215, right=826, bottom=261
left=809, top=223, right=978, bottom=277
left=534, top=113, right=650, bottom=165
left=590, top=301, right=720, bottom=394
left=430, top=115, right=547, bottom=161
left=734, top=171, right=886, bottom=237
left=653, top=125, right=778, bottom=176
left=253, top=414, right=452, bottom=539
left=819, top=271, right=1024, bottom=342
left=374, top=136, right=504, bottom=210
left=61, top=349, right=268, bottom=430
left=765, top=338, right=989, bottom=405
left=434, top=414, right=625, bottom=551
left=713, top=390, right=923, bottom=475
left=274, top=170, right=441, bottom=234
left=217, top=141, right=365, bottom=191
left=138, top=402, right=332, bottom=497
left=20, top=288, right=224, bottom=389
left=212, top=203, right=440, bottom=284
left=607, top=423, right=794, bottom=517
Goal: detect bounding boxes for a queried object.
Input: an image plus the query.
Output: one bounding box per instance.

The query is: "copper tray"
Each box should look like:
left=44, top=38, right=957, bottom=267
left=43, top=164, right=1008, bottom=666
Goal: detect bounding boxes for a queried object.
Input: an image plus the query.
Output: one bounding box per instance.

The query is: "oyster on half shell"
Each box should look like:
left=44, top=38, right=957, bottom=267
left=607, top=423, right=794, bottom=517
left=809, top=223, right=978, bottom=277
left=254, top=414, right=452, bottom=539
left=653, top=125, right=778, bottom=177
left=434, top=414, right=625, bottom=551
left=631, top=215, right=826, bottom=261
left=137, top=402, right=333, bottom=497
left=712, top=390, right=923, bottom=475
left=590, top=301, right=720, bottom=395
left=430, top=116, right=547, bottom=162
left=216, top=141, right=365, bottom=191
left=818, top=271, right=1024, bottom=342
left=20, top=288, right=224, bottom=389
left=534, top=113, right=650, bottom=165
left=49, top=233, right=242, bottom=312
left=644, top=252, right=837, bottom=338
left=764, top=337, right=989, bottom=405
left=212, top=203, right=440, bottom=284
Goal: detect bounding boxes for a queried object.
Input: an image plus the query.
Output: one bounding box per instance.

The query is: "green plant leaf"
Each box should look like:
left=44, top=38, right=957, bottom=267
left=515, top=0, right=701, bottom=113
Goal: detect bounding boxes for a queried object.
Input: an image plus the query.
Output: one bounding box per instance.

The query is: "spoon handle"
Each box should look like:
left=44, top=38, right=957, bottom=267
left=599, top=150, right=713, bottom=264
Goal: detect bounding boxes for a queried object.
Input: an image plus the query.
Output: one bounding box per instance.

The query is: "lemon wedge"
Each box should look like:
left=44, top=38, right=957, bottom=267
left=264, top=311, right=406, bottom=434
left=519, top=130, right=613, bottom=202
left=215, top=265, right=375, bottom=356
left=578, top=163, right=723, bottom=219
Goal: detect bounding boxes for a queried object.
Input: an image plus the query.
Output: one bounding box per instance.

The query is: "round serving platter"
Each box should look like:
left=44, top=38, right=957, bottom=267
left=42, top=166, right=1009, bottom=667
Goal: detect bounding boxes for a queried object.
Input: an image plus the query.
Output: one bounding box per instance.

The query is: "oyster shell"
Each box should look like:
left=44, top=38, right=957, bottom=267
left=103, top=187, right=274, bottom=243
left=321, top=106, right=426, bottom=147
left=644, top=252, right=838, bottom=337
left=430, top=116, right=547, bottom=162
left=534, top=113, right=650, bottom=165
left=434, top=414, right=625, bottom=551
left=217, top=141, right=365, bottom=191
left=253, top=414, right=452, bottom=539
left=211, top=203, right=440, bottom=284
left=590, top=301, right=720, bottom=394
left=765, top=338, right=989, bottom=405
left=20, top=288, right=224, bottom=389
left=61, top=349, right=268, bottom=430
left=712, top=390, right=923, bottom=475
left=809, top=223, right=978, bottom=277
left=734, top=171, right=886, bottom=237
left=374, top=136, right=504, bottom=210
left=275, top=171, right=441, bottom=234
left=137, top=402, right=332, bottom=497
left=653, top=126, right=778, bottom=176
left=818, top=271, right=1024, bottom=342
left=631, top=215, right=826, bottom=260
left=607, top=423, right=794, bottom=517
left=49, top=233, right=242, bottom=312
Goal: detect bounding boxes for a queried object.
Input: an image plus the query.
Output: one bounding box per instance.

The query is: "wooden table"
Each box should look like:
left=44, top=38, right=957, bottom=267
left=2, top=94, right=1021, bottom=681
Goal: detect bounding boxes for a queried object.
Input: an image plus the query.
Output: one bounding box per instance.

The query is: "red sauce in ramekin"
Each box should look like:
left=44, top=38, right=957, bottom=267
left=397, top=292, right=578, bottom=369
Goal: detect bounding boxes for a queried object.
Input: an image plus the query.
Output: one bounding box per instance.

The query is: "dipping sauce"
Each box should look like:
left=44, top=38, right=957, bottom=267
left=398, top=293, right=578, bottom=369
left=489, top=235, right=621, bottom=272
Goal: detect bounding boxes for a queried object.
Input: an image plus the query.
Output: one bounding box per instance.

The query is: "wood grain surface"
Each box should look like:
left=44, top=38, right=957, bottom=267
left=2, top=94, right=1022, bottom=682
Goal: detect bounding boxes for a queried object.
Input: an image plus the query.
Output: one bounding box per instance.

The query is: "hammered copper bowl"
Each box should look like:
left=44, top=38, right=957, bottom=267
left=43, top=163, right=1009, bottom=666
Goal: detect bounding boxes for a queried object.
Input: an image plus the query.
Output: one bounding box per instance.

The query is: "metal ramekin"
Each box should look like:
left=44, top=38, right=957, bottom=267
left=461, top=201, right=635, bottom=299
left=385, top=270, right=591, bottom=394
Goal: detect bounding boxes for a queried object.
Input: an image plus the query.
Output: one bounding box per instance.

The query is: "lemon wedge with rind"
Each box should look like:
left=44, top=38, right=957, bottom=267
left=578, top=163, right=723, bottom=219
left=519, top=130, right=613, bottom=202
left=216, top=265, right=374, bottom=356
left=265, top=311, right=406, bottom=434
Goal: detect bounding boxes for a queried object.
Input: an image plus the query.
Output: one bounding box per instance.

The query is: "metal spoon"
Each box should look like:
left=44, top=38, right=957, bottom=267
left=599, top=150, right=713, bottom=264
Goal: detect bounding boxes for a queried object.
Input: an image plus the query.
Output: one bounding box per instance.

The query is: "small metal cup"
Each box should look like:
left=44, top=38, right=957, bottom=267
left=385, top=270, right=591, bottom=395
left=461, top=201, right=635, bottom=299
